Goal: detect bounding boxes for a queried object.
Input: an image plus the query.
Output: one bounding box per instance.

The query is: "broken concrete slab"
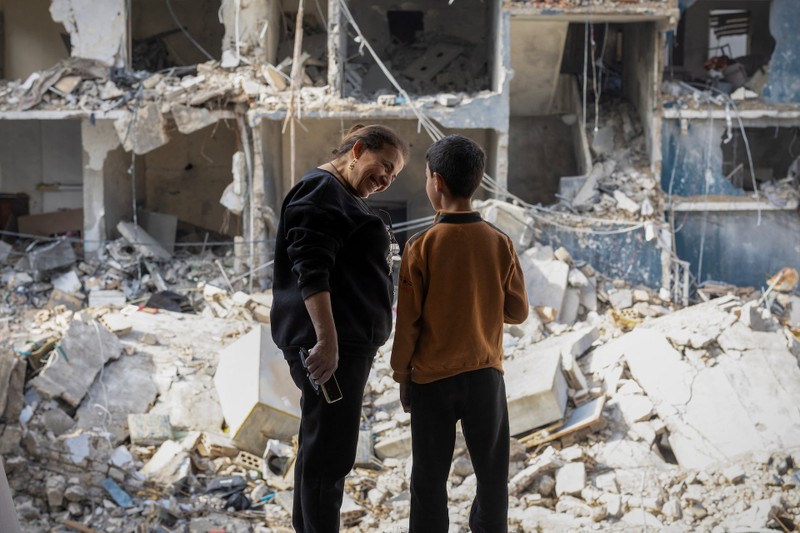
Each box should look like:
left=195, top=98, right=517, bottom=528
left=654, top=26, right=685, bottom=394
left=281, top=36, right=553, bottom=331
left=50, top=0, right=125, bottom=66
left=641, top=296, right=738, bottom=349
left=165, top=380, right=224, bottom=434
left=623, top=327, right=800, bottom=469
left=505, top=346, right=568, bottom=436
left=75, top=352, right=158, bottom=445
left=117, top=221, right=172, bottom=261
left=140, top=440, right=191, bottom=490
left=30, top=316, right=122, bottom=408
left=51, top=270, right=82, bottom=294
left=114, top=102, right=169, bottom=155
left=128, top=414, right=172, bottom=446
left=476, top=199, right=534, bottom=251
left=138, top=210, right=178, bottom=255
left=519, top=248, right=569, bottom=315
left=27, top=239, right=77, bottom=272
left=170, top=105, right=217, bottom=135
left=607, top=288, right=633, bottom=310
left=214, top=326, right=300, bottom=455
left=88, top=289, right=126, bottom=308
left=41, top=408, right=76, bottom=436
left=555, top=461, right=586, bottom=496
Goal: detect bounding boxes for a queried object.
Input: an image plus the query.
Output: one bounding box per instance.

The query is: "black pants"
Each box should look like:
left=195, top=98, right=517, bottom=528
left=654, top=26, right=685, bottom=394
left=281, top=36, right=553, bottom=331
left=286, top=353, right=373, bottom=533
left=409, top=368, right=509, bottom=533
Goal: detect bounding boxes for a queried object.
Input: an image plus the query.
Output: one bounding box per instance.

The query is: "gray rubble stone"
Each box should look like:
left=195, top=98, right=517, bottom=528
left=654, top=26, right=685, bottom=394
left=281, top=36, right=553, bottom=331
left=608, top=288, right=633, bottom=310
left=41, top=408, right=75, bottom=436
left=46, top=475, right=66, bottom=508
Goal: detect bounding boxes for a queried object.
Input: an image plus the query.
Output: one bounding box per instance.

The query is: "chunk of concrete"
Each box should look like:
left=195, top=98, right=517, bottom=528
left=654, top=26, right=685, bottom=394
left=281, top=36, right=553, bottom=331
left=114, top=102, right=169, bottom=155
left=88, top=289, right=126, bottom=308
left=555, top=462, right=586, bottom=496
left=214, top=326, right=301, bottom=455
left=476, top=199, right=533, bottom=251
left=140, top=440, right=191, bottom=489
left=613, top=190, right=639, bottom=213
left=27, top=239, right=77, bottom=272
left=622, top=327, right=800, bottom=469
left=167, top=380, right=224, bottom=433
left=0, top=241, right=12, bottom=264
left=374, top=431, right=412, bottom=460
left=170, top=105, right=216, bottom=135
left=51, top=270, right=82, bottom=294
left=128, top=414, right=173, bottom=446
left=0, top=352, right=25, bottom=423
left=75, top=352, right=158, bottom=444
left=607, top=288, right=633, bottom=310
left=117, top=221, right=172, bottom=261
left=46, top=475, right=66, bottom=508
left=41, top=409, right=75, bottom=436
left=30, top=317, right=122, bottom=407
left=519, top=248, right=569, bottom=314
left=505, top=348, right=568, bottom=436
left=558, top=288, right=580, bottom=326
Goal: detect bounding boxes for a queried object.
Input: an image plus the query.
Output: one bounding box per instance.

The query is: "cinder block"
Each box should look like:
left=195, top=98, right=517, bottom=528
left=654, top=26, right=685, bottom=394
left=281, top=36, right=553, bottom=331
left=505, top=348, right=568, bottom=436
left=214, top=326, right=301, bottom=456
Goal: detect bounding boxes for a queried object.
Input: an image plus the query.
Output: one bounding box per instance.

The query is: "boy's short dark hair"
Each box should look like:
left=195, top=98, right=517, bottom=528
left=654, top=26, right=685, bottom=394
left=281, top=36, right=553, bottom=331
left=426, top=134, right=486, bottom=198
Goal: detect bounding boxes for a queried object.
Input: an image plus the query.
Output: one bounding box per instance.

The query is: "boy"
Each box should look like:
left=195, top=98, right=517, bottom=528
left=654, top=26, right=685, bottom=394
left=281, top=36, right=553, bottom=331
left=391, top=134, right=529, bottom=532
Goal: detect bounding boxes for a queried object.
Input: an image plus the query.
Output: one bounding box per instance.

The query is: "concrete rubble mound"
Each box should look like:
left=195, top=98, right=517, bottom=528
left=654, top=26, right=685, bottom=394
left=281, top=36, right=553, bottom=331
left=1, top=220, right=798, bottom=532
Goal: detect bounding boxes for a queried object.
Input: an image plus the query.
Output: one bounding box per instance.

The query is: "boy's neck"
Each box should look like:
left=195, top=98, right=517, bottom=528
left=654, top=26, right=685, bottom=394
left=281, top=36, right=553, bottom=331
left=438, top=196, right=473, bottom=212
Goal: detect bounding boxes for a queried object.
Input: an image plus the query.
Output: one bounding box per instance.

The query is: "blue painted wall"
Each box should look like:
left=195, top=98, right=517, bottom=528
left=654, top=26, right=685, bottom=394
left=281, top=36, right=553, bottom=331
left=675, top=210, right=800, bottom=288
left=763, top=0, right=800, bottom=104
left=536, top=224, right=663, bottom=288
left=661, top=119, right=745, bottom=198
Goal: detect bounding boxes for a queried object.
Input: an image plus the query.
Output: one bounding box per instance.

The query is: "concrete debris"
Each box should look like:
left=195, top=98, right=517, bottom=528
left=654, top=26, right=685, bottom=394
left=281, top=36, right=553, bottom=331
left=0, top=207, right=798, bottom=531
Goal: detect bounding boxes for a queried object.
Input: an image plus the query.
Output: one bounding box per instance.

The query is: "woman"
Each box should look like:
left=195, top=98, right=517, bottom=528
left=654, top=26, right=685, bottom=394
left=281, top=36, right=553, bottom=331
left=270, top=124, right=409, bottom=532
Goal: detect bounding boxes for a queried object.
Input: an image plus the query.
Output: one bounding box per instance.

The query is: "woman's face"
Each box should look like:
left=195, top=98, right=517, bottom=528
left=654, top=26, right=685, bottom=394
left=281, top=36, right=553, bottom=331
left=349, top=141, right=405, bottom=198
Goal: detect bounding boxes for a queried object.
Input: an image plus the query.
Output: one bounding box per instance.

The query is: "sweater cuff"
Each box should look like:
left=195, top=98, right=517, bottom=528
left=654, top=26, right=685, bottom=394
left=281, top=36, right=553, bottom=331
left=299, top=278, right=330, bottom=301
left=392, top=371, right=411, bottom=384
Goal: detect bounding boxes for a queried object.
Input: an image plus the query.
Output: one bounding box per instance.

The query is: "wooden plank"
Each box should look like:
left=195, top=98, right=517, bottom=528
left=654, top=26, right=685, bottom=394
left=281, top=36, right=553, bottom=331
left=18, top=208, right=83, bottom=236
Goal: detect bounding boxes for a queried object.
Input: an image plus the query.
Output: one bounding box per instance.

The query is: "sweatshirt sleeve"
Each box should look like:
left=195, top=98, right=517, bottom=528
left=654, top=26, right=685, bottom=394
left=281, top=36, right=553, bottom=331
left=390, top=245, right=424, bottom=384
left=504, top=243, right=529, bottom=324
left=283, top=201, right=346, bottom=300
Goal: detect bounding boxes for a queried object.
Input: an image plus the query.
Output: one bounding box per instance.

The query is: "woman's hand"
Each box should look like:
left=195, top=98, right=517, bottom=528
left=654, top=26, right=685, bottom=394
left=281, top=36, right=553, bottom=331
left=306, top=340, right=338, bottom=385
left=303, top=291, right=339, bottom=385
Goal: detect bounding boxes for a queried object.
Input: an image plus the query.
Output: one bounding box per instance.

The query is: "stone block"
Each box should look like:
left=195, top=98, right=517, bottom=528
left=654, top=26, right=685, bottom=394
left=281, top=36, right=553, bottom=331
left=374, top=431, right=412, bottom=460
left=214, top=326, right=300, bottom=455
left=477, top=199, right=534, bottom=251
left=46, top=475, right=66, bottom=508
left=128, top=414, right=172, bottom=446
left=608, top=288, right=633, bottom=310
left=555, top=462, right=586, bottom=496
left=558, top=288, right=580, bottom=325
left=505, top=348, right=568, bottom=436
left=519, top=249, right=569, bottom=314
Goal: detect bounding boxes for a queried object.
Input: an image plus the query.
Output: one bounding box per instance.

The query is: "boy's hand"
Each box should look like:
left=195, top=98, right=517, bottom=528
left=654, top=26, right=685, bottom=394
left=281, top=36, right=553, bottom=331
left=399, top=383, right=411, bottom=413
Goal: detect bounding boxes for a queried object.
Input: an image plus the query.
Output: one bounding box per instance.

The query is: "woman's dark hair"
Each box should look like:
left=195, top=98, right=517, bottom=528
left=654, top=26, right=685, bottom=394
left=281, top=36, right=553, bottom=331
left=426, top=134, right=485, bottom=198
left=331, top=124, right=410, bottom=161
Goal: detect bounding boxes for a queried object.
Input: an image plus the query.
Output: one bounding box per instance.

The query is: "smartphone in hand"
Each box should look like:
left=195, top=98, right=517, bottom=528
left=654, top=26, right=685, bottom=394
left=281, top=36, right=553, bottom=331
left=299, top=347, right=343, bottom=404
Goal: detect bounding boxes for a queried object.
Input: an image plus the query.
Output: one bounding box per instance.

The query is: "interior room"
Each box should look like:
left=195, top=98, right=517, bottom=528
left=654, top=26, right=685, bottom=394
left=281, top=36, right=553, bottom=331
left=342, top=0, right=495, bottom=100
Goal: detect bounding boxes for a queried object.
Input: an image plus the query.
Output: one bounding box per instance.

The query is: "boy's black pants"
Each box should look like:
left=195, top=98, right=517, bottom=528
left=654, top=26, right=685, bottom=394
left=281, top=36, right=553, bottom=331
left=285, top=353, right=373, bottom=533
left=409, top=368, right=510, bottom=533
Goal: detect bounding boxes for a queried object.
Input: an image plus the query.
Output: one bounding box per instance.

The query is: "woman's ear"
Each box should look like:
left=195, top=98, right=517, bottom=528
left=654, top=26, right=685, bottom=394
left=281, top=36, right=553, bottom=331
left=352, top=139, right=365, bottom=159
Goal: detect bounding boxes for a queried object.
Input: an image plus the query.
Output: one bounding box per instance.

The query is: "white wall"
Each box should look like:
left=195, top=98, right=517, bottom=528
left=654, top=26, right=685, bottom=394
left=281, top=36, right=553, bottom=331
left=0, top=120, right=82, bottom=214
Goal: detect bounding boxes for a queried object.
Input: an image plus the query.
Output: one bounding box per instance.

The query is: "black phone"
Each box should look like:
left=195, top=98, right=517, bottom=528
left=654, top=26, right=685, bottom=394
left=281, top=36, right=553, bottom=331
left=299, top=347, right=343, bottom=404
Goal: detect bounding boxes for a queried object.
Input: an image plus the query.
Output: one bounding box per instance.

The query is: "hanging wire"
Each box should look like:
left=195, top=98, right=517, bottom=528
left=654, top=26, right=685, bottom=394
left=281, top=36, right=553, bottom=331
left=165, top=0, right=215, bottom=61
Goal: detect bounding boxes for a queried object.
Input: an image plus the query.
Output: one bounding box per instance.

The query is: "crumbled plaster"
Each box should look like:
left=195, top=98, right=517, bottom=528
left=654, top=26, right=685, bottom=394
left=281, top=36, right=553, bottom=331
left=113, top=103, right=169, bottom=155
left=50, top=0, right=126, bottom=67
left=83, top=120, right=122, bottom=171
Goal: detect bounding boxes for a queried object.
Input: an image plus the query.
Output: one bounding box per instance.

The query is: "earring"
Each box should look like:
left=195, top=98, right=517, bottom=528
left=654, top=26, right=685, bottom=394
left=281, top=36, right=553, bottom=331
left=349, top=158, right=357, bottom=170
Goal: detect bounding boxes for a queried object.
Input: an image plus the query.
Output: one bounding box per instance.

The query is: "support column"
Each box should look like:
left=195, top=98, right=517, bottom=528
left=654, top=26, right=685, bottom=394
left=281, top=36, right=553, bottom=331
left=327, top=0, right=347, bottom=96
left=81, top=119, right=133, bottom=255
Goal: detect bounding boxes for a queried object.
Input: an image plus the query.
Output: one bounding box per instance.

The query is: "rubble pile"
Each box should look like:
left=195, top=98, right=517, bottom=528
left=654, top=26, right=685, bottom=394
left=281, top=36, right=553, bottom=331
left=557, top=100, right=663, bottom=222
left=3, top=228, right=799, bottom=532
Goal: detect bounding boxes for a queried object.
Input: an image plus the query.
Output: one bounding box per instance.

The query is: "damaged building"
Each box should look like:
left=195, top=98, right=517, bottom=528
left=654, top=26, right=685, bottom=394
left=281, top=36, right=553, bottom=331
left=0, top=0, right=795, bottom=294
left=1, top=0, right=800, bottom=531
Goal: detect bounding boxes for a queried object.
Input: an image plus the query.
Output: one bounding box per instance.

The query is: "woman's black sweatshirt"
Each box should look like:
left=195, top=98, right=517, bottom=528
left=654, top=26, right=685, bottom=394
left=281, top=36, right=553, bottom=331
left=270, top=169, right=393, bottom=358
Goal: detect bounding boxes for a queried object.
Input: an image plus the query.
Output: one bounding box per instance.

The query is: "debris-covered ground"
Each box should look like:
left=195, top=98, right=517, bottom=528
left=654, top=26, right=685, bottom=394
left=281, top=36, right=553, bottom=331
left=1, top=214, right=799, bottom=533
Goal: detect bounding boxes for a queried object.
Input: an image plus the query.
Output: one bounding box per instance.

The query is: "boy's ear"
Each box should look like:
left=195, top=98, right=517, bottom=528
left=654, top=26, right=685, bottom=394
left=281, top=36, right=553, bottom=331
left=433, top=172, right=446, bottom=193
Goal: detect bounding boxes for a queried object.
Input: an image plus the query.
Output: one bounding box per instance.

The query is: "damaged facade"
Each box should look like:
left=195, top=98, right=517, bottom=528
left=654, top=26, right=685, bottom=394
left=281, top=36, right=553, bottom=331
left=0, top=0, right=800, bottom=531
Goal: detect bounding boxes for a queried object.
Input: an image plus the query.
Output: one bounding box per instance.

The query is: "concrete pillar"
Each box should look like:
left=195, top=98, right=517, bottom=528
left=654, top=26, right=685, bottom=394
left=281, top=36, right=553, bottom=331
left=327, top=0, right=347, bottom=96
left=81, top=119, right=133, bottom=255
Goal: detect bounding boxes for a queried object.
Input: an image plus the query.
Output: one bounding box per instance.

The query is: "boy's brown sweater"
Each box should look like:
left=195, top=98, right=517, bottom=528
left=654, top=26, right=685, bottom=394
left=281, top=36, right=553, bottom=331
left=391, top=211, right=529, bottom=384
